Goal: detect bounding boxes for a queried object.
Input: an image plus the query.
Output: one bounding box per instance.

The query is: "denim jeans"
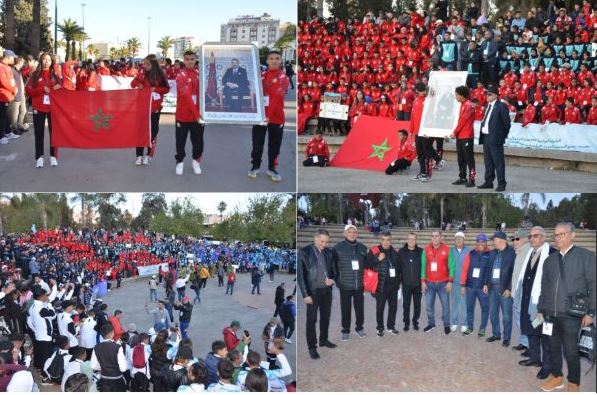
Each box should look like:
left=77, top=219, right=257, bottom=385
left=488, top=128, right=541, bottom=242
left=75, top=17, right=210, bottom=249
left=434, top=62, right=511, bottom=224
left=226, top=283, right=234, bottom=294
left=466, top=287, right=489, bottom=331
left=489, top=284, right=513, bottom=340
left=193, top=288, right=201, bottom=303
left=177, top=288, right=185, bottom=301
left=451, top=284, right=466, bottom=327
left=425, top=281, right=450, bottom=327
left=180, top=321, right=190, bottom=339
left=149, top=289, right=157, bottom=301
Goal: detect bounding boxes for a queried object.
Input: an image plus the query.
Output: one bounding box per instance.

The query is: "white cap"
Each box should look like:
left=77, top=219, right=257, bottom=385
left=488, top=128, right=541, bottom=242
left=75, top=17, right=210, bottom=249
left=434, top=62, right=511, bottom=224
left=344, top=224, right=357, bottom=232
left=454, top=232, right=465, bottom=239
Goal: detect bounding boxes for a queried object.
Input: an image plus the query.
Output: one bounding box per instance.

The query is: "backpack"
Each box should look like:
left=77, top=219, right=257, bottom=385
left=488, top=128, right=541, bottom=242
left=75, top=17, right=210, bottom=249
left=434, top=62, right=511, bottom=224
left=47, top=351, right=65, bottom=383
left=130, top=371, right=150, bottom=392
left=132, top=343, right=146, bottom=369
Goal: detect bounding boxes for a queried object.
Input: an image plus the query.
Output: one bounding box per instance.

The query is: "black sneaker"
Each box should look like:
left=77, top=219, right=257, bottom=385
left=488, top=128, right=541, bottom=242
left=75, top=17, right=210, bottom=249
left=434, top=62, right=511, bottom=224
left=444, top=326, right=451, bottom=335
left=319, top=340, right=337, bottom=348
left=309, top=348, right=320, bottom=359
left=413, top=322, right=419, bottom=331
left=377, top=329, right=384, bottom=337
left=403, top=325, right=410, bottom=332
left=387, top=329, right=399, bottom=335
left=423, top=325, right=435, bottom=333
left=452, top=178, right=466, bottom=185
left=486, top=336, right=501, bottom=343
left=465, top=180, right=476, bottom=188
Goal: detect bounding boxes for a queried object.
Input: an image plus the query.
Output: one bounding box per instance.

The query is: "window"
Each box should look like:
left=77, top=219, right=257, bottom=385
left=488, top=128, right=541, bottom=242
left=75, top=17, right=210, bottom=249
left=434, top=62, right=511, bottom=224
left=268, top=26, right=277, bottom=42
left=230, top=27, right=237, bottom=40
left=250, top=27, right=257, bottom=41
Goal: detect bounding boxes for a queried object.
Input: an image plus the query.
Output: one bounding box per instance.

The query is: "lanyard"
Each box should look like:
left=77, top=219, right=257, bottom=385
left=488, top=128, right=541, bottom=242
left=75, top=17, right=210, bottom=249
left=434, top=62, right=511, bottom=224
left=430, top=245, right=441, bottom=262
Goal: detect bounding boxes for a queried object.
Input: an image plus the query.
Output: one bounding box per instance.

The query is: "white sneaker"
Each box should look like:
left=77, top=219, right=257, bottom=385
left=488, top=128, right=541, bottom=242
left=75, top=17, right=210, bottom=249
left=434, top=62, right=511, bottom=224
left=192, top=160, right=202, bottom=175
left=247, top=168, right=259, bottom=178
left=135, top=156, right=143, bottom=165
left=461, top=325, right=468, bottom=333
left=175, top=162, right=183, bottom=175
left=143, top=156, right=150, bottom=165
left=284, top=338, right=292, bottom=344
left=50, top=156, right=58, bottom=167
left=36, top=157, right=44, bottom=168
left=5, top=132, right=20, bottom=140
left=0, top=137, right=8, bottom=145
left=451, top=325, right=458, bottom=332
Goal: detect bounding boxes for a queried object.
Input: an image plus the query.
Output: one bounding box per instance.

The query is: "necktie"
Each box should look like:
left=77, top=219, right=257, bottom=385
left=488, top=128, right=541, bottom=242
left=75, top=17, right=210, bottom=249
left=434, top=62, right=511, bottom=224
left=481, top=103, right=492, bottom=129
left=529, top=250, right=536, bottom=268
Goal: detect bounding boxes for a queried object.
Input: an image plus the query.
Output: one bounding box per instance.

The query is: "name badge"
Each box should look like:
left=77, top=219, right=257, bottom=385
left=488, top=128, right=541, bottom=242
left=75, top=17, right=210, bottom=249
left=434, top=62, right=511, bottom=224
left=192, top=95, right=197, bottom=105
left=401, top=98, right=406, bottom=104
left=493, top=268, right=500, bottom=279
left=43, top=94, right=50, bottom=105
left=263, top=96, right=270, bottom=106
left=472, top=268, right=480, bottom=278
left=389, top=268, right=396, bottom=277
left=312, top=155, right=319, bottom=163
left=351, top=259, right=359, bottom=270
left=542, top=322, right=553, bottom=336
left=430, top=261, right=437, bottom=272
left=152, top=92, right=161, bottom=101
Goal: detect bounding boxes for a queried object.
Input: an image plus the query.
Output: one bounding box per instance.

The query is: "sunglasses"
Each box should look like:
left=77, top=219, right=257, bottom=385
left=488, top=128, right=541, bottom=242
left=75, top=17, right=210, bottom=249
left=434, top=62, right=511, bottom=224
left=511, top=238, right=520, bottom=241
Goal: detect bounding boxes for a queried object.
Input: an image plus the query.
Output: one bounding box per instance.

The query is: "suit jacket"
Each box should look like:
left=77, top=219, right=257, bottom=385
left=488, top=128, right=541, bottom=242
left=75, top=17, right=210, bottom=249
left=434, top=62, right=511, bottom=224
left=222, top=67, right=249, bottom=94
left=478, top=100, right=511, bottom=146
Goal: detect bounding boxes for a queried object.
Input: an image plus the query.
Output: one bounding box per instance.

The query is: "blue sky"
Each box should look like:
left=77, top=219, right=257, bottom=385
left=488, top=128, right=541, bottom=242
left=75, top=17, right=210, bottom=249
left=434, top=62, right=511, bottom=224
left=51, top=0, right=296, bottom=53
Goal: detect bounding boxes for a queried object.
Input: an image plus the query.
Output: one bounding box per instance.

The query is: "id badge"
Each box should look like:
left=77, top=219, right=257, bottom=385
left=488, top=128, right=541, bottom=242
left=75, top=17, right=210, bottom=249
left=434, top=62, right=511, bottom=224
left=493, top=268, right=500, bottom=279
left=312, top=155, right=319, bottom=163
left=192, top=95, right=197, bottom=105
left=152, top=92, right=161, bottom=101
left=472, top=268, right=480, bottom=278
left=401, top=98, right=406, bottom=104
left=389, top=268, right=396, bottom=278
left=542, top=322, right=553, bottom=336
left=430, top=261, right=438, bottom=272
left=43, top=94, right=50, bottom=105
left=263, top=96, right=270, bottom=106
left=351, top=259, right=359, bottom=270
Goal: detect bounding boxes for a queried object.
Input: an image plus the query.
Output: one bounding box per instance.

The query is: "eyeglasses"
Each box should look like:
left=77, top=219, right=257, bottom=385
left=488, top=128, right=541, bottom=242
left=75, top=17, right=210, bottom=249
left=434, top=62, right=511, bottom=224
left=553, top=231, right=571, bottom=239
left=511, top=238, right=520, bottom=241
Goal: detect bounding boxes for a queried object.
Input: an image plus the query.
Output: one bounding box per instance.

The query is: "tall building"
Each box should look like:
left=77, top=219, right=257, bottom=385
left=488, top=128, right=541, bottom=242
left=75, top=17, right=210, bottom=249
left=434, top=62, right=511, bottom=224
left=172, top=37, right=202, bottom=59
left=220, top=13, right=281, bottom=48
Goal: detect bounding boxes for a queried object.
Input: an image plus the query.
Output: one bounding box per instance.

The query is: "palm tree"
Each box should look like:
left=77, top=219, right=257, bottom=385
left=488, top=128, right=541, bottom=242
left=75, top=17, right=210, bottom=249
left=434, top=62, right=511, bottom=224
left=126, top=37, right=142, bottom=58
left=521, top=193, right=546, bottom=216
left=157, top=36, right=175, bottom=58
left=3, top=0, right=15, bottom=49
left=217, top=201, right=227, bottom=221
left=58, top=19, right=84, bottom=61
left=31, top=0, right=41, bottom=55
left=73, top=32, right=89, bottom=60
left=70, top=193, right=90, bottom=227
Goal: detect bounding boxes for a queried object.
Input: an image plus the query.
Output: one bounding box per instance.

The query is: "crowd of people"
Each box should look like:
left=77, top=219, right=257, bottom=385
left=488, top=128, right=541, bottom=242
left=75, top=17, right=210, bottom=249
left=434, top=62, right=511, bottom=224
left=297, top=2, right=597, bottom=136
left=0, top=48, right=289, bottom=182
left=0, top=226, right=296, bottom=391
left=298, top=223, right=595, bottom=391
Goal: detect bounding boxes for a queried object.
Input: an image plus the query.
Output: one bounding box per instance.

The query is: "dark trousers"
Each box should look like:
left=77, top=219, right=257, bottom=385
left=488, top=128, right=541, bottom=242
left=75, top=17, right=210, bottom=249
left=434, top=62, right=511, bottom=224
left=415, top=136, right=426, bottom=174
left=456, top=138, right=476, bottom=180
left=251, top=283, right=261, bottom=294
left=433, top=137, right=444, bottom=160
left=397, top=111, right=411, bottom=121
left=136, top=111, right=161, bottom=156
left=175, top=121, right=204, bottom=162
left=33, top=339, right=54, bottom=370
left=283, top=319, right=295, bottom=338
left=98, top=377, right=126, bottom=392
left=375, top=287, right=398, bottom=331
left=0, top=101, right=8, bottom=138
left=385, top=158, right=410, bottom=174
left=305, top=287, right=332, bottom=349
left=548, top=315, right=582, bottom=385
left=251, top=123, right=283, bottom=170
left=34, top=110, right=55, bottom=159
left=528, top=332, right=551, bottom=371
left=339, top=288, right=365, bottom=334
left=483, top=143, right=506, bottom=187
left=303, top=155, right=327, bottom=167
left=218, top=275, right=224, bottom=286
left=402, top=284, right=422, bottom=326
left=274, top=301, right=283, bottom=317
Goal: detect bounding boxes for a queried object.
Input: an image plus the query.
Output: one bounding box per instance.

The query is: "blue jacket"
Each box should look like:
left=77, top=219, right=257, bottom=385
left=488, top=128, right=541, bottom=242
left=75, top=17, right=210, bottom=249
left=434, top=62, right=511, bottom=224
left=461, top=248, right=492, bottom=289
left=205, top=352, right=224, bottom=385
left=488, top=245, right=516, bottom=291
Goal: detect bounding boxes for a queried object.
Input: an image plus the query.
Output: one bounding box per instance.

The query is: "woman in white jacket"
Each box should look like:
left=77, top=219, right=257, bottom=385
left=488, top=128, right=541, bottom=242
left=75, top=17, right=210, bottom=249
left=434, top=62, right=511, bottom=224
left=79, top=310, right=97, bottom=361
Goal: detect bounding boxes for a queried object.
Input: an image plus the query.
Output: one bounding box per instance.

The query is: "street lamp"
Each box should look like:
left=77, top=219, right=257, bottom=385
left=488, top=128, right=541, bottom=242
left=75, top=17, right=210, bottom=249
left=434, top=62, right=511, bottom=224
left=147, top=16, right=152, bottom=56
left=54, top=0, right=58, bottom=54
left=81, top=3, right=86, bottom=59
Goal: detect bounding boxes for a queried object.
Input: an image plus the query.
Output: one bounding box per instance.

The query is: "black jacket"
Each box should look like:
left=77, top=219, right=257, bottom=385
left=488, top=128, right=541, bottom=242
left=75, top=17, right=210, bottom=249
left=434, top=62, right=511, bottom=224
left=333, top=239, right=368, bottom=291
left=297, top=244, right=336, bottom=298
left=275, top=286, right=285, bottom=304
left=478, top=100, right=511, bottom=146
left=538, top=246, right=596, bottom=317
left=173, top=302, right=192, bottom=322
left=365, top=245, right=401, bottom=292
left=487, top=245, right=516, bottom=292
left=397, top=244, right=423, bottom=287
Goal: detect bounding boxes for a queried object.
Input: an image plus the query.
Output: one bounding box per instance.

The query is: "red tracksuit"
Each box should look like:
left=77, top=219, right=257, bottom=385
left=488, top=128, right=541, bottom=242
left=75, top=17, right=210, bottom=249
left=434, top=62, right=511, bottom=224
left=586, top=105, right=597, bottom=125
left=522, top=105, right=537, bottom=127
left=0, top=62, right=17, bottom=103
left=541, top=103, right=560, bottom=123
left=563, top=106, right=582, bottom=124
left=175, top=68, right=200, bottom=122
left=262, top=68, right=289, bottom=125
left=131, top=72, right=170, bottom=113
left=304, top=137, right=330, bottom=161
left=453, top=100, right=475, bottom=139
left=409, top=95, right=425, bottom=137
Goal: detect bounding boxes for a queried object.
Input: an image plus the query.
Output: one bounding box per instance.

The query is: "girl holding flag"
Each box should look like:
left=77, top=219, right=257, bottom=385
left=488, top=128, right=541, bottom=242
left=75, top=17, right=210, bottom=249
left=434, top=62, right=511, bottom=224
left=131, top=54, right=170, bottom=166
left=25, top=52, right=62, bottom=168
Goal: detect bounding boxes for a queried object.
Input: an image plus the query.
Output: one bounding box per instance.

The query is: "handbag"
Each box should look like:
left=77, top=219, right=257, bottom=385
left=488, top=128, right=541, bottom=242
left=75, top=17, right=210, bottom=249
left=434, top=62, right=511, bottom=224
left=578, top=324, right=596, bottom=375
left=363, top=268, right=378, bottom=294
left=558, top=252, right=589, bottom=318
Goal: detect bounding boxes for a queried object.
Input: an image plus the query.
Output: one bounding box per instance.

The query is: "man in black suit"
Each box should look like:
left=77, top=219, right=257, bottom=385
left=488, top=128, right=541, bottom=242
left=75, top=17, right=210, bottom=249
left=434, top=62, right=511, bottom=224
left=222, top=58, right=250, bottom=112
left=478, top=85, right=511, bottom=192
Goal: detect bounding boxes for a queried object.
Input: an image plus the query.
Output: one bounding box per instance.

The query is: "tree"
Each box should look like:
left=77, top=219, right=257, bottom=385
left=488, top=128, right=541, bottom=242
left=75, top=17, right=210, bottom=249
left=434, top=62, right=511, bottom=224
left=148, top=197, right=203, bottom=237
left=31, top=0, right=40, bottom=55
left=94, top=193, right=127, bottom=229
left=2, top=0, right=15, bottom=49
left=132, top=193, right=168, bottom=230
left=156, top=36, right=174, bottom=58
left=217, top=201, right=227, bottom=221
left=126, top=37, right=142, bottom=58
left=275, top=24, right=295, bottom=50
left=73, top=32, right=88, bottom=60
left=57, top=18, right=84, bottom=61
left=521, top=193, right=546, bottom=216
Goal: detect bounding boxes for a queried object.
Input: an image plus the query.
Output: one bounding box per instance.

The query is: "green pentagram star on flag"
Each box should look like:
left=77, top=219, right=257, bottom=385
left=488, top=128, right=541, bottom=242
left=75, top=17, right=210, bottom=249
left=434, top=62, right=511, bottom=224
left=89, top=108, right=113, bottom=131
left=368, top=138, right=392, bottom=161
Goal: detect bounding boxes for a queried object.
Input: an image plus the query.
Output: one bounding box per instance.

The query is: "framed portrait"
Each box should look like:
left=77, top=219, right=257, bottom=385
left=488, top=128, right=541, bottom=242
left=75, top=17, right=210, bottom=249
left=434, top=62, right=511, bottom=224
left=420, top=71, right=468, bottom=137
left=200, top=43, right=266, bottom=124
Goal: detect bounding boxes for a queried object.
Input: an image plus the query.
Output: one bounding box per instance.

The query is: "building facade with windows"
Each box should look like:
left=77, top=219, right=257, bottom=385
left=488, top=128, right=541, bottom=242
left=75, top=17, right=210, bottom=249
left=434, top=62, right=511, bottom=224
left=220, top=13, right=281, bottom=48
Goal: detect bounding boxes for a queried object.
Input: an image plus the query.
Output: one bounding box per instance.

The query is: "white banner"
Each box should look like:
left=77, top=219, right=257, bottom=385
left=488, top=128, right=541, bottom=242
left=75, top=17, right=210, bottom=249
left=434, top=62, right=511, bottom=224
left=98, top=75, right=133, bottom=91
left=319, top=102, right=349, bottom=120
left=420, top=71, right=469, bottom=138
left=137, top=263, right=169, bottom=277
left=473, top=121, right=597, bottom=153
left=161, top=79, right=177, bottom=113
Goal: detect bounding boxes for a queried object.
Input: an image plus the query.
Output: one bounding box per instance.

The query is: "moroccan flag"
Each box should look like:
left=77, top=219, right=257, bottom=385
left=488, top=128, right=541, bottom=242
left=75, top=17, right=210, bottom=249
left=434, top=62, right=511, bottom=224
left=330, top=115, right=410, bottom=171
left=51, top=88, right=151, bottom=148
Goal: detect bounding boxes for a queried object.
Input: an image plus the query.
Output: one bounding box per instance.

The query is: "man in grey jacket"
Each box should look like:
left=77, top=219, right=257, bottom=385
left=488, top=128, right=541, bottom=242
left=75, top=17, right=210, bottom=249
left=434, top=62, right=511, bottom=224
left=333, top=224, right=368, bottom=341
left=537, top=222, right=596, bottom=392
left=511, top=229, right=531, bottom=353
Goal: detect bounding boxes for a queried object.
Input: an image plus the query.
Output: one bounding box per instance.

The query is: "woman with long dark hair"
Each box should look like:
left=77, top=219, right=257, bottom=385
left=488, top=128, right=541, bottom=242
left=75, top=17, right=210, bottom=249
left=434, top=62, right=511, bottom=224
left=131, top=54, right=170, bottom=165
left=25, top=52, right=62, bottom=168
left=76, top=60, right=97, bottom=91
